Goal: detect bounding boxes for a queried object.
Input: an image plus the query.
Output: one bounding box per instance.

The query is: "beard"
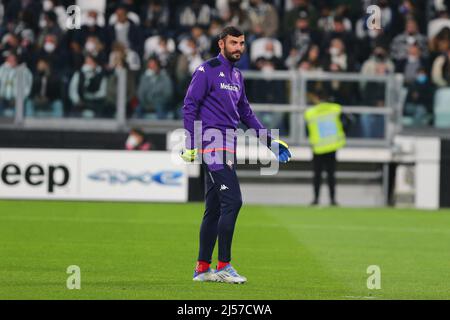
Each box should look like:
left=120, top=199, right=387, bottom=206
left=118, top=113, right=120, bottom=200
left=223, top=44, right=242, bottom=62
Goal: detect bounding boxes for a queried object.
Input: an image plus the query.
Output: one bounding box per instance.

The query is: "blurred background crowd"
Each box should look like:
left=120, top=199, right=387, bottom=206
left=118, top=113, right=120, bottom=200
left=0, top=0, right=448, bottom=126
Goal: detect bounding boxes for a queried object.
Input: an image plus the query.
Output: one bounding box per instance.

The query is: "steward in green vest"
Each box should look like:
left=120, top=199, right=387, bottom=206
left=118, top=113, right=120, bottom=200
left=304, top=98, right=348, bottom=206
left=304, top=102, right=346, bottom=155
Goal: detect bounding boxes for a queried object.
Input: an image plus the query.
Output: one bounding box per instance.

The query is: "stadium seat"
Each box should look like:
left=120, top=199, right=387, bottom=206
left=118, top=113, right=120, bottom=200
left=433, top=88, right=450, bottom=128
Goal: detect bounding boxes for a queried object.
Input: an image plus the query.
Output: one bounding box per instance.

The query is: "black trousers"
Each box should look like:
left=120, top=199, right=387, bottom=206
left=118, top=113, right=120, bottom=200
left=313, top=151, right=336, bottom=202
left=198, top=162, right=242, bottom=264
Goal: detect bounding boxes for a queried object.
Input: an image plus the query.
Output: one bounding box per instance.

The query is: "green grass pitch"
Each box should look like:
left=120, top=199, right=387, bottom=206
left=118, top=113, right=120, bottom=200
left=1, top=200, right=449, bottom=300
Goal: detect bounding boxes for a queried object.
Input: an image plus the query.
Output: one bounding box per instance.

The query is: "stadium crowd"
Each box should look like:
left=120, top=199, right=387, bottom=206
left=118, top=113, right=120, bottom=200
left=0, top=0, right=448, bottom=128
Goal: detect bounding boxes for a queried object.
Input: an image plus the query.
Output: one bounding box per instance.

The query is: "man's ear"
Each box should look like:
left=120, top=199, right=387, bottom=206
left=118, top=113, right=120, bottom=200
left=218, top=38, right=224, bottom=50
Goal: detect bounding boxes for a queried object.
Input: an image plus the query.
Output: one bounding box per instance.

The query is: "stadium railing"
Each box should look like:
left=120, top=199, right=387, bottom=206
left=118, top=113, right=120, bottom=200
left=2, top=67, right=405, bottom=147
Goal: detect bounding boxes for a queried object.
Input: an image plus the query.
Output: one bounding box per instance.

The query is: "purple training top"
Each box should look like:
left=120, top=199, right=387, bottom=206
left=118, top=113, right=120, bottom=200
left=183, top=53, right=270, bottom=170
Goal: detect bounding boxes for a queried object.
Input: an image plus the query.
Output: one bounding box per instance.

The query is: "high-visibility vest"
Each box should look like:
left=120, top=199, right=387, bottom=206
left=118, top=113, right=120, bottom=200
left=304, top=102, right=346, bottom=154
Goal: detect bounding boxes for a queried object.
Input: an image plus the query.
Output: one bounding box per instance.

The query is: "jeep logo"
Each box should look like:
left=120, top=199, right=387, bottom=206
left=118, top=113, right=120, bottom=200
left=1, top=163, right=70, bottom=193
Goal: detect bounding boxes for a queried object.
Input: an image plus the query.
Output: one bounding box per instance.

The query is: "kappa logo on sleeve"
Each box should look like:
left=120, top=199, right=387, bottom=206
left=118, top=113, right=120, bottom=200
left=219, top=72, right=225, bottom=77
left=198, top=66, right=205, bottom=72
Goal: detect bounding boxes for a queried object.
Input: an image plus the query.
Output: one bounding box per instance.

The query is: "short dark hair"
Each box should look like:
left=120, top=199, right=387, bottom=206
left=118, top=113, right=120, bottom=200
left=334, top=16, right=344, bottom=24
left=147, top=55, right=161, bottom=67
left=219, top=26, right=243, bottom=40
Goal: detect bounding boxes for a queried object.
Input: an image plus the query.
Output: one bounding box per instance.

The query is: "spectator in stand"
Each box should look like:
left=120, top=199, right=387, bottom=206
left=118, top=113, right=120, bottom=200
left=250, top=37, right=283, bottom=66
left=0, top=33, right=20, bottom=64
left=18, top=29, right=36, bottom=69
left=322, top=16, right=356, bottom=58
left=26, top=58, right=63, bottom=118
left=284, top=12, right=322, bottom=68
left=143, top=35, right=177, bottom=74
left=207, top=18, right=224, bottom=56
left=250, top=57, right=286, bottom=103
left=0, top=52, right=32, bottom=117
left=73, top=10, right=108, bottom=48
left=108, top=39, right=141, bottom=72
left=140, top=0, right=170, bottom=38
left=247, top=0, right=279, bottom=38
left=37, top=10, right=62, bottom=48
left=404, top=67, right=433, bottom=126
left=390, top=18, right=428, bottom=62
left=323, top=38, right=355, bottom=105
left=324, top=38, right=354, bottom=72
left=3, top=0, right=41, bottom=31
left=317, top=5, right=336, bottom=33
left=319, top=4, right=352, bottom=33
left=249, top=57, right=287, bottom=131
left=176, top=37, right=205, bottom=75
left=283, top=0, right=318, bottom=34
left=393, top=0, right=422, bottom=36
left=82, top=35, right=108, bottom=68
left=68, top=54, right=109, bottom=118
left=178, top=25, right=211, bottom=58
left=108, top=2, right=140, bottom=26
left=361, top=45, right=395, bottom=75
left=298, top=44, right=326, bottom=103
left=428, top=5, right=450, bottom=40
left=107, top=5, right=142, bottom=55
left=360, top=46, right=395, bottom=138
left=431, top=45, right=450, bottom=87
left=39, top=0, right=68, bottom=31
left=395, top=44, right=427, bottom=85
left=106, top=41, right=140, bottom=117
left=221, top=0, right=251, bottom=34
left=137, top=56, right=173, bottom=119
left=176, top=0, right=213, bottom=33
left=298, top=44, right=323, bottom=71
left=174, top=38, right=204, bottom=115
left=68, top=40, right=84, bottom=71
left=37, top=33, right=69, bottom=75
left=125, top=128, right=152, bottom=151
left=429, top=27, right=450, bottom=65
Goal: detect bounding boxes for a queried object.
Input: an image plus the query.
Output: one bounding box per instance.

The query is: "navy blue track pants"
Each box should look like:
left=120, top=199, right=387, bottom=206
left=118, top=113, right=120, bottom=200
left=197, top=162, right=243, bottom=264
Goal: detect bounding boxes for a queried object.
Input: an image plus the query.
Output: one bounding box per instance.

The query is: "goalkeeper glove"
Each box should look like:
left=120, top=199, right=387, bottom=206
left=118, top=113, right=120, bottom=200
left=270, top=139, right=292, bottom=163
left=180, top=148, right=198, bottom=162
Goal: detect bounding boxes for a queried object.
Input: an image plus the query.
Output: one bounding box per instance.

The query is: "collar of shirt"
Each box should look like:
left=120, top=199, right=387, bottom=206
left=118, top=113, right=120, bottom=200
left=217, top=53, right=235, bottom=70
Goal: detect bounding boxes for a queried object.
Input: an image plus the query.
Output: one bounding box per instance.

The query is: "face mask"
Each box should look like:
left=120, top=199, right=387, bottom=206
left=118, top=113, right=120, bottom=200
left=329, top=47, right=340, bottom=56
left=145, top=69, right=155, bottom=76
left=183, top=46, right=194, bottom=56
left=115, top=22, right=128, bottom=30
left=406, top=36, right=416, bottom=44
left=85, top=41, right=96, bottom=52
left=408, top=55, right=418, bottom=62
left=44, top=42, right=56, bottom=53
left=209, top=27, right=220, bottom=36
left=82, top=64, right=94, bottom=72
left=86, top=17, right=96, bottom=27
left=261, top=65, right=274, bottom=73
left=416, top=74, right=427, bottom=84
left=43, top=0, right=54, bottom=11
left=375, top=53, right=385, bottom=60
left=39, top=20, right=47, bottom=29
left=125, top=135, right=139, bottom=149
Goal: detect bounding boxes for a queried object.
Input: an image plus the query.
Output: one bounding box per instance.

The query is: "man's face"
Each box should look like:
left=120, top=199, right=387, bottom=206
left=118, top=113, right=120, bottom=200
left=220, top=35, right=245, bottom=62
left=406, top=20, right=417, bottom=34
left=117, top=8, right=127, bottom=23
left=6, top=55, right=18, bottom=67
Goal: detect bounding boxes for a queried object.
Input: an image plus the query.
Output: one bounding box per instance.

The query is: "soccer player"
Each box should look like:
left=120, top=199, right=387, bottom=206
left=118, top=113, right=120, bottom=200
left=181, top=26, right=292, bottom=284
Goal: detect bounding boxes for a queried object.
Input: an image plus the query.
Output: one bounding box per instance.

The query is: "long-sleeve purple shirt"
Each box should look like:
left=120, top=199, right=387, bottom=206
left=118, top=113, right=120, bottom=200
left=183, top=53, right=269, bottom=169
